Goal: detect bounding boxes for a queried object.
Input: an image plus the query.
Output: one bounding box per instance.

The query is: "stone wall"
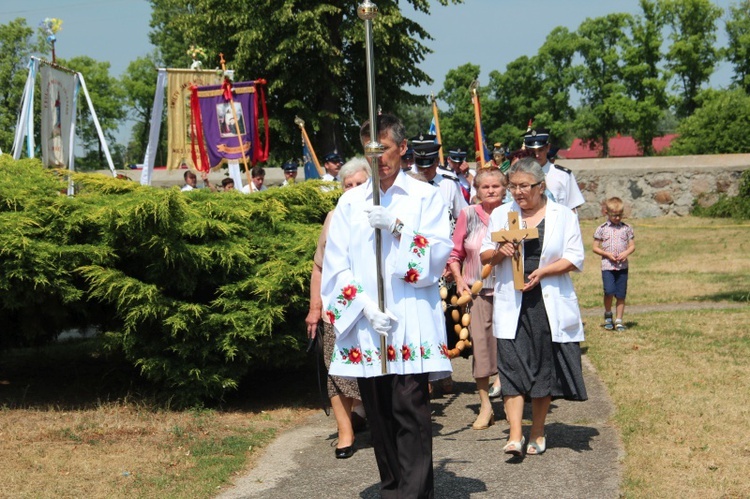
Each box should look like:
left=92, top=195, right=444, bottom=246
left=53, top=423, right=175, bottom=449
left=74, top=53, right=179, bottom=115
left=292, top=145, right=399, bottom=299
left=560, top=154, right=750, bottom=219
left=115, top=153, right=750, bottom=220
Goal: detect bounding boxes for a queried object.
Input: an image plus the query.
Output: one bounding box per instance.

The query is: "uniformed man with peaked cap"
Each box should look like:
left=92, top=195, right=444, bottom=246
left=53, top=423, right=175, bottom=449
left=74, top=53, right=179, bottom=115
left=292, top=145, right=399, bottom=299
left=281, top=159, right=298, bottom=186
left=411, top=137, right=467, bottom=227
left=447, top=147, right=474, bottom=203
left=523, top=128, right=584, bottom=211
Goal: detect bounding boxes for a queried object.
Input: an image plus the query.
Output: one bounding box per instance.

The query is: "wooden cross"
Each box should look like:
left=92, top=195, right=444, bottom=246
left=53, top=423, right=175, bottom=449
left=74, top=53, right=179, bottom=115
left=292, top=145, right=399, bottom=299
left=491, top=211, right=539, bottom=290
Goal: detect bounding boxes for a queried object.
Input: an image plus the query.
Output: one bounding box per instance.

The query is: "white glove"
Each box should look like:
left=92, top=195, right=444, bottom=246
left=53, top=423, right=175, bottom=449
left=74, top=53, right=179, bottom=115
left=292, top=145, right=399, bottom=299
left=362, top=297, right=398, bottom=337
left=364, top=205, right=397, bottom=233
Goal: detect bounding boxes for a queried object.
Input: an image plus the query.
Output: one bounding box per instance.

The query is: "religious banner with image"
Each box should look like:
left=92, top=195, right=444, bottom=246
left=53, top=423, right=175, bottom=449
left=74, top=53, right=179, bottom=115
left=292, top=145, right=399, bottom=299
left=166, top=69, right=224, bottom=170
left=190, top=79, right=268, bottom=170
left=40, top=62, right=76, bottom=168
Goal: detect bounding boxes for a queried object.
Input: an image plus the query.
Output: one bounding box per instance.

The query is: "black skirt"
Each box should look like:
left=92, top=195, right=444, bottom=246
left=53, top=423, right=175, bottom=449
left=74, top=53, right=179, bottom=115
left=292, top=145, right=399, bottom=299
left=496, top=219, right=587, bottom=401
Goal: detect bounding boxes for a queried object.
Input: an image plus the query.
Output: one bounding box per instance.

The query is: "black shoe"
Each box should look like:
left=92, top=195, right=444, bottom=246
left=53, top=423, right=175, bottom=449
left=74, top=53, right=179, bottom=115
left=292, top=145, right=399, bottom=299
left=335, top=444, right=355, bottom=459
left=351, top=412, right=367, bottom=433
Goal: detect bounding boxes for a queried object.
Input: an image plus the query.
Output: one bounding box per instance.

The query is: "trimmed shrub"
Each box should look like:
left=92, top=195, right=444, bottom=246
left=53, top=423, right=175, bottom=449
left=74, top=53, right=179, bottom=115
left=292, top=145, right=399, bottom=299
left=0, top=156, right=337, bottom=405
left=692, top=169, right=750, bottom=219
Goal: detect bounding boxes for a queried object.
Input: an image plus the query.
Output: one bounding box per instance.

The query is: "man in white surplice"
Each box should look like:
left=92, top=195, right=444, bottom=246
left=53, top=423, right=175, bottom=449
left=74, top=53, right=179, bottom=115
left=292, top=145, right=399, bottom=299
left=321, top=114, right=452, bottom=498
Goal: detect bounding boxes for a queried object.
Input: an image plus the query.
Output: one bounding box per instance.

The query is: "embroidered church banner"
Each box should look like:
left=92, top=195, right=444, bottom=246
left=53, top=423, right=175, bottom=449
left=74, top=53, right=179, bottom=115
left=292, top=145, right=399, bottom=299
left=40, top=63, right=76, bottom=168
left=193, top=81, right=260, bottom=169
left=166, top=69, right=224, bottom=170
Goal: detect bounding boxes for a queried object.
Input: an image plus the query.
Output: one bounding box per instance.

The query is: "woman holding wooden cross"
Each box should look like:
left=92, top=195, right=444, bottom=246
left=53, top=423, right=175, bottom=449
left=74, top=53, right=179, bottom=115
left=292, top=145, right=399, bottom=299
left=480, top=156, right=587, bottom=457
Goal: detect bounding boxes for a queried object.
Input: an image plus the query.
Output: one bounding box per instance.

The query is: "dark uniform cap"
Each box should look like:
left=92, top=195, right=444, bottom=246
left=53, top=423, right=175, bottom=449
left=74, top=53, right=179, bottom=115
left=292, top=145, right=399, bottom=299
left=448, top=148, right=467, bottom=162
left=523, top=128, right=550, bottom=149
left=409, top=133, right=438, bottom=148
left=412, top=142, right=441, bottom=167
left=282, top=160, right=298, bottom=172
left=402, top=148, right=414, bottom=160
left=322, top=152, right=343, bottom=164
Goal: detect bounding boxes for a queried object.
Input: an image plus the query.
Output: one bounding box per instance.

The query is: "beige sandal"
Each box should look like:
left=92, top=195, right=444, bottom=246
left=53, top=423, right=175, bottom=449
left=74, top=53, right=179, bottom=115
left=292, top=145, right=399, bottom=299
left=471, top=413, right=495, bottom=430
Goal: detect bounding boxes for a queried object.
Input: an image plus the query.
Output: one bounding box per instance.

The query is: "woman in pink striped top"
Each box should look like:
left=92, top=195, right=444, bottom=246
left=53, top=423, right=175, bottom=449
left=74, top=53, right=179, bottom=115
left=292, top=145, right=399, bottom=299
left=447, top=168, right=507, bottom=430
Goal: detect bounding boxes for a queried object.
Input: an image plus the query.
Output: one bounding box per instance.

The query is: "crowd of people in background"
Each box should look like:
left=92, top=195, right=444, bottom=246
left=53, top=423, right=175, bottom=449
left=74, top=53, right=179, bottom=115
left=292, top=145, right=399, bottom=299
left=178, top=152, right=344, bottom=193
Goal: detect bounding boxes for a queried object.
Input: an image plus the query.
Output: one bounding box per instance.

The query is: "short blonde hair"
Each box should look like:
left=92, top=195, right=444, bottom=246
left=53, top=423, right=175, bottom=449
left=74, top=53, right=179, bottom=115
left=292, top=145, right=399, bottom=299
left=605, top=197, right=624, bottom=213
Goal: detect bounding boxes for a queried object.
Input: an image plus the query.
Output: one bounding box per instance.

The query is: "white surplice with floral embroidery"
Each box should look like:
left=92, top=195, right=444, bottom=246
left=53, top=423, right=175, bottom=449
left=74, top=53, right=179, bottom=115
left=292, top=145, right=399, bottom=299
left=321, top=171, right=454, bottom=380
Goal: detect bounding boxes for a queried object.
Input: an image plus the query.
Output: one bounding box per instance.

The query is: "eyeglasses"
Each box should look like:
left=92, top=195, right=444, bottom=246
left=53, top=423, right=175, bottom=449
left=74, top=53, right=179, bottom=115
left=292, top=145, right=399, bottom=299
left=507, top=182, right=542, bottom=193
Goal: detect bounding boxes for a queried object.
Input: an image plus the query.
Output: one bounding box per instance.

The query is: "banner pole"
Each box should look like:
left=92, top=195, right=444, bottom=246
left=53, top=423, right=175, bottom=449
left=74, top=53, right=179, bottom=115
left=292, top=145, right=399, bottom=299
left=431, top=93, right=444, bottom=166
left=470, top=80, right=486, bottom=168
left=358, top=1, right=387, bottom=375
left=294, top=117, right=325, bottom=177
left=219, top=53, right=252, bottom=188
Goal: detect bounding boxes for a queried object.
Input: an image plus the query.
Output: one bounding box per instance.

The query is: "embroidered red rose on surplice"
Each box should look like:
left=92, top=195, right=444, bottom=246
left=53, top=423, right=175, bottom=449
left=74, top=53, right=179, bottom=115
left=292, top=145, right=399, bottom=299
left=326, top=310, right=336, bottom=324
left=404, top=267, right=420, bottom=283
left=341, top=284, right=358, bottom=302
left=387, top=345, right=397, bottom=361
left=413, top=234, right=428, bottom=248
left=401, top=344, right=412, bottom=361
left=410, top=233, right=429, bottom=257
left=347, top=347, right=362, bottom=364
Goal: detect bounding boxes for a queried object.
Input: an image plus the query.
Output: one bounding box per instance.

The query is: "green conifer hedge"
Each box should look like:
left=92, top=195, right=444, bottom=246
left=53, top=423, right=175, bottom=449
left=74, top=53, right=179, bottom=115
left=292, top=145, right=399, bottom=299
left=0, top=157, right=337, bottom=405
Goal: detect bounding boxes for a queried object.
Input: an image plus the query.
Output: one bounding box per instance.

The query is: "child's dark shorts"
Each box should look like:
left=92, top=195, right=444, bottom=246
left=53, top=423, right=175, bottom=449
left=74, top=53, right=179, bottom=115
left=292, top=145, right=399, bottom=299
left=602, top=269, right=628, bottom=299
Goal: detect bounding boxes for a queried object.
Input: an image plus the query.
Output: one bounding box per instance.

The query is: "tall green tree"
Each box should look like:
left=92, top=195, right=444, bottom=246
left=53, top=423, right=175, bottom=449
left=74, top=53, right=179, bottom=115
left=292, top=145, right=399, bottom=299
left=534, top=26, right=579, bottom=146
left=59, top=56, right=127, bottom=170
left=725, top=0, right=750, bottom=93
left=574, top=13, right=633, bottom=158
left=669, top=88, right=750, bottom=154
left=487, top=56, right=541, bottom=150
left=436, top=63, right=481, bottom=155
left=486, top=27, right=578, bottom=151
left=148, top=0, right=463, bottom=161
left=662, top=0, right=722, bottom=118
left=622, top=0, right=669, bottom=155
left=0, top=19, right=42, bottom=154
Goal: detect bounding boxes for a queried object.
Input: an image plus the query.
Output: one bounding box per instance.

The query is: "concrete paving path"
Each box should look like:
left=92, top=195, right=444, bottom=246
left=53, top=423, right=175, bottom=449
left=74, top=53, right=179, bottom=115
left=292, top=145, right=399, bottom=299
left=217, top=352, right=623, bottom=499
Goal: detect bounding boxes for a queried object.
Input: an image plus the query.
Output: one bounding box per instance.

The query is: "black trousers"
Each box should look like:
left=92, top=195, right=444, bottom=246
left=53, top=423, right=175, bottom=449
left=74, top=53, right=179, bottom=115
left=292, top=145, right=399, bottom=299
left=357, top=373, right=434, bottom=499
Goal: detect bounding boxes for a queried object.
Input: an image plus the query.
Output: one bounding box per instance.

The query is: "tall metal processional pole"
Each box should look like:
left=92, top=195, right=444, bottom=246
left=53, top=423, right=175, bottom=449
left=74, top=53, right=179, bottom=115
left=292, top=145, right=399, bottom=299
left=358, top=1, right=387, bottom=374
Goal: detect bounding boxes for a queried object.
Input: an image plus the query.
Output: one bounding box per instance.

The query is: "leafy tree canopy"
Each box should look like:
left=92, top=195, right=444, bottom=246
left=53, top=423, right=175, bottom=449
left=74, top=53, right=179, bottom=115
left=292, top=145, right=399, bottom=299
left=148, top=0, right=463, bottom=162
left=669, top=88, right=750, bottom=155
left=662, top=0, right=722, bottom=118
left=725, top=0, right=750, bottom=93
left=0, top=18, right=44, bottom=153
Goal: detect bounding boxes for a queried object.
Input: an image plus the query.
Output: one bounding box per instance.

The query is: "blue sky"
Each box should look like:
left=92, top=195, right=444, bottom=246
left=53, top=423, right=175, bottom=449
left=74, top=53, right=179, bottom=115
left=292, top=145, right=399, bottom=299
left=0, top=0, right=739, bottom=143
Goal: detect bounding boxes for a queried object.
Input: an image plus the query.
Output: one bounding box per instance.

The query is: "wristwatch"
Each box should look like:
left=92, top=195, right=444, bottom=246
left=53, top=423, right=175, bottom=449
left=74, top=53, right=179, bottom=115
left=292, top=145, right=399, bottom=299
left=391, top=221, right=404, bottom=236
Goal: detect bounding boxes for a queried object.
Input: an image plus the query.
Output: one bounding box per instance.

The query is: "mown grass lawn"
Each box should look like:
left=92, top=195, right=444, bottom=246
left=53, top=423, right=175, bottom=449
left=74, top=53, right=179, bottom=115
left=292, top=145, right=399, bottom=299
left=0, top=216, right=748, bottom=498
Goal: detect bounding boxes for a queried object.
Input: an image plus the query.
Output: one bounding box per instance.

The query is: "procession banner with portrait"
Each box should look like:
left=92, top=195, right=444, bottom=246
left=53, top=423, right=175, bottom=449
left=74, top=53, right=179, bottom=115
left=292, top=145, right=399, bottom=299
left=166, top=69, right=224, bottom=170
left=190, top=80, right=268, bottom=170
left=40, top=62, right=77, bottom=168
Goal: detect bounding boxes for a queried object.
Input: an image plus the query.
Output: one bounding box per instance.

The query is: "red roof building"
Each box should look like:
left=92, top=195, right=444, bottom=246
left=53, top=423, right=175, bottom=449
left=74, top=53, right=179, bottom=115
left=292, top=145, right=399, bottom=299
left=558, top=134, right=678, bottom=159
